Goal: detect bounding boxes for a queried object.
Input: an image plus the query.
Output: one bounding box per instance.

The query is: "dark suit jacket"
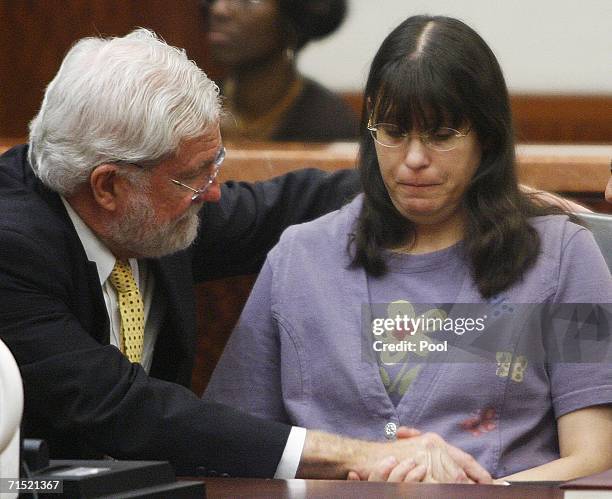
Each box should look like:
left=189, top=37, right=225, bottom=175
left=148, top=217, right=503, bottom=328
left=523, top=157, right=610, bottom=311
left=0, top=144, right=359, bottom=477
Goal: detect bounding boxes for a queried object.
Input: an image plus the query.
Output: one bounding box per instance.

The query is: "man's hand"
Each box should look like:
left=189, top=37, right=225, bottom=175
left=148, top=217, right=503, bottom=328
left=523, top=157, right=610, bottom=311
left=297, top=429, right=492, bottom=484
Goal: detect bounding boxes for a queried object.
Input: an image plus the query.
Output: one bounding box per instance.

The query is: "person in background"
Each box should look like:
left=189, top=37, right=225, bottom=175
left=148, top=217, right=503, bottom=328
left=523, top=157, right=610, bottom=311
left=204, top=15, right=612, bottom=482
left=0, top=28, right=491, bottom=483
left=605, top=170, right=612, bottom=203
left=201, top=0, right=359, bottom=142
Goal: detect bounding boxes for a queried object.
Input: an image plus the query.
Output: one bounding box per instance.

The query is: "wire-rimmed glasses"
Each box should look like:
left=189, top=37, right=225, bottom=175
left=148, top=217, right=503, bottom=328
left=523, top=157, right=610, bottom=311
left=367, top=121, right=470, bottom=152
left=113, top=145, right=226, bottom=202
left=170, top=145, right=226, bottom=201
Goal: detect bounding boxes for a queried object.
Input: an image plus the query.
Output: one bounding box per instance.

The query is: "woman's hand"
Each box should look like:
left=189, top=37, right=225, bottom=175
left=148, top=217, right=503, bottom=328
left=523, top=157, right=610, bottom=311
left=346, top=428, right=427, bottom=482
left=347, top=456, right=427, bottom=482
left=346, top=427, right=491, bottom=484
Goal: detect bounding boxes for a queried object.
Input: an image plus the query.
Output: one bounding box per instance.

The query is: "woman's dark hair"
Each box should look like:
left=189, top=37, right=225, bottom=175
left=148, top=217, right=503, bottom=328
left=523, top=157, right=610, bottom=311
left=279, top=0, right=346, bottom=50
left=351, top=15, right=570, bottom=299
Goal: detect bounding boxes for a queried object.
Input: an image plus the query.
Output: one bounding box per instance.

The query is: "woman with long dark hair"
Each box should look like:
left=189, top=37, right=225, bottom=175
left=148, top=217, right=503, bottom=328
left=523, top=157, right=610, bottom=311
left=205, top=16, right=612, bottom=482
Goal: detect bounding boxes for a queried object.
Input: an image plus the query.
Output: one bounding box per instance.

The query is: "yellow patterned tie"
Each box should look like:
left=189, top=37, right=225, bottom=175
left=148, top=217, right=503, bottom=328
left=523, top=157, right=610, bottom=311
left=108, top=260, right=144, bottom=363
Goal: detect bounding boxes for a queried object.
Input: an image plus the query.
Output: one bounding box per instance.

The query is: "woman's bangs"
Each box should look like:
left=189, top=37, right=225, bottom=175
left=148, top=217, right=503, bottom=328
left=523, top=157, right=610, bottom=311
left=372, top=59, right=469, bottom=131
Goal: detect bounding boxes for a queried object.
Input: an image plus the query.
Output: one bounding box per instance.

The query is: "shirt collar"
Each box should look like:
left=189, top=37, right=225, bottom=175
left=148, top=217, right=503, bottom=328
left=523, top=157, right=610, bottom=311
left=61, top=197, right=116, bottom=286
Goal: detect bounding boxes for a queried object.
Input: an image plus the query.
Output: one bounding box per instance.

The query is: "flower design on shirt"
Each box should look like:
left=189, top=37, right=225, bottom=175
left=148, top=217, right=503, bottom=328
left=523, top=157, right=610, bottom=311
left=460, top=407, right=497, bottom=436
left=377, top=300, right=446, bottom=398
left=376, top=300, right=447, bottom=365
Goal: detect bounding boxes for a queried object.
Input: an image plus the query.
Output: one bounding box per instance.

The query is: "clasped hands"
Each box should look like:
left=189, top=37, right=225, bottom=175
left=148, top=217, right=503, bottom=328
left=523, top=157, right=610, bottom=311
left=347, top=427, right=492, bottom=484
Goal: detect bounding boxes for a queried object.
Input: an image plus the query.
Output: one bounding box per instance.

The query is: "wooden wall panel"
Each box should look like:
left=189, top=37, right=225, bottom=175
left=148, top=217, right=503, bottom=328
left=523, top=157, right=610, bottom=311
left=511, top=95, right=612, bottom=144
left=0, top=1, right=609, bottom=143
left=0, top=0, right=219, bottom=137
left=0, top=1, right=609, bottom=142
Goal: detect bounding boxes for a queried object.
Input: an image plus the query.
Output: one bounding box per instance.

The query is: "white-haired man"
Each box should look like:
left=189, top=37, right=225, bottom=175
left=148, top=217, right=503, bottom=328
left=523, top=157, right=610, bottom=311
left=0, top=29, right=490, bottom=483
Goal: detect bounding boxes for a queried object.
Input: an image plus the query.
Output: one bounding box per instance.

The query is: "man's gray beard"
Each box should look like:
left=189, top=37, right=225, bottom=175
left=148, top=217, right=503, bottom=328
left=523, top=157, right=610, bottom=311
left=108, top=192, right=201, bottom=258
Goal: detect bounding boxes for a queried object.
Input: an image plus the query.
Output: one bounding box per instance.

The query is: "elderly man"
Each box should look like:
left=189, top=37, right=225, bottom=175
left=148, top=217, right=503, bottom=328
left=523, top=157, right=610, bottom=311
left=0, top=29, right=490, bottom=483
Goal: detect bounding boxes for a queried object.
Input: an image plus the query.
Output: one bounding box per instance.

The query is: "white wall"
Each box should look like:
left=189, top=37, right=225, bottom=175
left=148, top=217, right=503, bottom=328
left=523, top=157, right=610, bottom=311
left=297, top=0, right=612, bottom=94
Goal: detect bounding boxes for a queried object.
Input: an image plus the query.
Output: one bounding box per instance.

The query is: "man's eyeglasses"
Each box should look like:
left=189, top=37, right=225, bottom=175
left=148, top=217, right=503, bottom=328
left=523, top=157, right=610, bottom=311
left=117, top=145, right=226, bottom=202
left=367, top=120, right=470, bottom=152
left=170, top=146, right=226, bottom=201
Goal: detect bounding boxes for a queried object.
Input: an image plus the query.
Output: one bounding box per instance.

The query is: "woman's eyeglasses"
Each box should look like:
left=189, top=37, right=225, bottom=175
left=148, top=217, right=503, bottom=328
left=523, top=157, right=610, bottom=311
left=367, top=121, right=470, bottom=152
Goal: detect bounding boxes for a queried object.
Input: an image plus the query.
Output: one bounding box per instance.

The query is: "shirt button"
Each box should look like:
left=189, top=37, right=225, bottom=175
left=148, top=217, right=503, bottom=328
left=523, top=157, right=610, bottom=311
left=384, top=422, right=397, bottom=440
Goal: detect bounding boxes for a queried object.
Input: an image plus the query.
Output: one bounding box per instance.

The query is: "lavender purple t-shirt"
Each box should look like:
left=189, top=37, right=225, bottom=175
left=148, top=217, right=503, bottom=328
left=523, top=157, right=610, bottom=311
left=204, top=195, right=612, bottom=478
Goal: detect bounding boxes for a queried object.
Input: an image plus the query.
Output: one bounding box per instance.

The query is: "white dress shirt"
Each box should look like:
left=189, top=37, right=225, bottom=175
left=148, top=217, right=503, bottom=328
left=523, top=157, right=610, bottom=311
left=61, top=198, right=163, bottom=372
left=61, top=198, right=305, bottom=478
